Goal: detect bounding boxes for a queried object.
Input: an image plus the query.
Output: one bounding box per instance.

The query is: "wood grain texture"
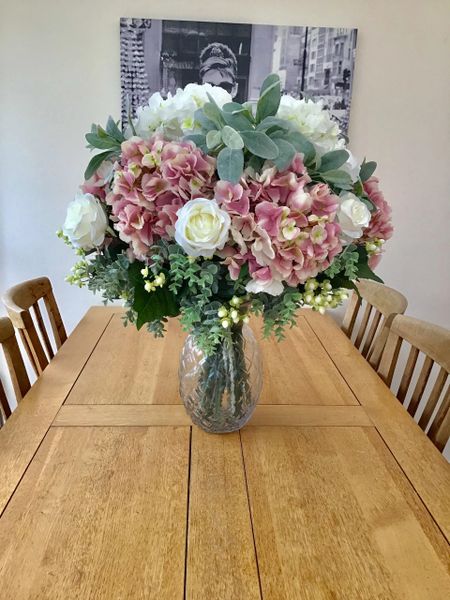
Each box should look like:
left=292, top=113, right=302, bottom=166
left=242, top=426, right=450, bottom=600
left=257, top=316, right=358, bottom=405
left=0, top=426, right=189, bottom=600
left=66, top=314, right=186, bottom=405
left=186, top=428, right=261, bottom=600
left=0, top=307, right=114, bottom=514
left=53, top=403, right=372, bottom=428
left=66, top=312, right=358, bottom=406
left=304, top=310, right=450, bottom=542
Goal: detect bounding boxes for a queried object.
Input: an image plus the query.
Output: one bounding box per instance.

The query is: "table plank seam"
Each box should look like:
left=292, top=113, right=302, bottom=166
left=301, top=316, right=365, bottom=406
left=303, top=312, right=450, bottom=545
left=0, top=312, right=115, bottom=520
left=366, top=416, right=450, bottom=545
left=239, top=429, right=264, bottom=600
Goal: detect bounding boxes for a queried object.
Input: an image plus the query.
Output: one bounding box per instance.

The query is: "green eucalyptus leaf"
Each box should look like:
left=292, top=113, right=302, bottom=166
left=321, top=169, right=353, bottom=188
left=84, top=150, right=117, bottom=180
left=256, top=74, right=281, bottom=122
left=287, top=131, right=316, bottom=164
left=205, top=130, right=222, bottom=149
left=217, top=147, right=244, bottom=183
left=360, top=160, right=377, bottom=182
left=272, top=139, right=296, bottom=171
left=241, top=130, right=279, bottom=160
left=247, top=155, right=265, bottom=173
left=319, top=149, right=349, bottom=172
left=184, top=133, right=207, bottom=148
left=221, top=125, right=244, bottom=149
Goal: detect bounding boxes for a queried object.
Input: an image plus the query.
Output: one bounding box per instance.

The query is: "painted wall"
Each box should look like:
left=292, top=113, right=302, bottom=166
left=0, top=1, right=449, bottom=397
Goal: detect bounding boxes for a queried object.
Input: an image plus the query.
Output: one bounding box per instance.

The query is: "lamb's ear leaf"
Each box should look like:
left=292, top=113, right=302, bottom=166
left=106, top=116, right=125, bottom=143
left=287, top=131, right=316, bottom=164
left=256, top=74, right=281, bottom=122
left=272, top=139, right=296, bottom=171
left=240, top=130, right=279, bottom=160
left=217, top=147, right=244, bottom=183
left=319, top=149, right=349, bottom=172
left=359, top=160, right=377, bottom=182
left=84, top=150, right=117, bottom=180
left=321, top=169, right=353, bottom=189
left=85, top=133, right=120, bottom=150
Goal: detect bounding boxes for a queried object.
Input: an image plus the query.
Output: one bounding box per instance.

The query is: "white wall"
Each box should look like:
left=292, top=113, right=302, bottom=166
left=0, top=1, right=449, bottom=340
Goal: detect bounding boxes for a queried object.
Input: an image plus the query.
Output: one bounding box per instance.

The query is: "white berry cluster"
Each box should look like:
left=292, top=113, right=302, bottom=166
left=217, top=296, right=250, bottom=329
left=141, top=266, right=166, bottom=293
left=365, top=238, right=385, bottom=256
left=301, top=278, right=349, bottom=315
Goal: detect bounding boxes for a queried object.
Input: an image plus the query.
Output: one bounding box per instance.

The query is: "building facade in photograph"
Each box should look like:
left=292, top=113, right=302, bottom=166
left=120, top=18, right=357, bottom=133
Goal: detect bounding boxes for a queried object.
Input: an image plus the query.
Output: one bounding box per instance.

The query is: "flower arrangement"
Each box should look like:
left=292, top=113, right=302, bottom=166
left=61, top=74, right=392, bottom=352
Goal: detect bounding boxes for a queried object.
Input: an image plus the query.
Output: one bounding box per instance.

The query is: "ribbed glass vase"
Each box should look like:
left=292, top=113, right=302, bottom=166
left=179, top=324, right=262, bottom=433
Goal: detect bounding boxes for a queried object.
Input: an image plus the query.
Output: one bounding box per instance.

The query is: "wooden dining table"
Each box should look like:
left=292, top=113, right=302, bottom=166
left=0, top=306, right=449, bottom=599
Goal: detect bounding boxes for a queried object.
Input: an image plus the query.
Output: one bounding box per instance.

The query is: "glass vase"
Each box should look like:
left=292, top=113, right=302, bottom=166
left=179, top=324, right=263, bottom=433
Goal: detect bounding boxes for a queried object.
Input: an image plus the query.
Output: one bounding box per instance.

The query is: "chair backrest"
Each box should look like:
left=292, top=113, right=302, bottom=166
left=378, top=315, right=450, bottom=452
left=0, top=380, right=8, bottom=426
left=2, top=277, right=67, bottom=376
left=342, top=279, right=408, bottom=369
left=0, top=316, right=31, bottom=425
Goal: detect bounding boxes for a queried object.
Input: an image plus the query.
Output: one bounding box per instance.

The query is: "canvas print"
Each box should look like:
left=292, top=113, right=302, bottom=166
left=120, top=18, right=357, bottom=134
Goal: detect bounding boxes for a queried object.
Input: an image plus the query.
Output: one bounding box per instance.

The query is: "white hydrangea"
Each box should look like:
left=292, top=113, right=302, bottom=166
left=130, top=83, right=232, bottom=140
left=132, top=92, right=165, bottom=138
left=277, top=95, right=344, bottom=156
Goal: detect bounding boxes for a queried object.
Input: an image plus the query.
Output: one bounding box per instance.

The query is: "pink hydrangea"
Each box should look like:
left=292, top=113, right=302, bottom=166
left=363, top=177, right=393, bottom=241
left=362, top=177, right=393, bottom=266
left=106, top=135, right=216, bottom=259
left=219, top=156, right=343, bottom=291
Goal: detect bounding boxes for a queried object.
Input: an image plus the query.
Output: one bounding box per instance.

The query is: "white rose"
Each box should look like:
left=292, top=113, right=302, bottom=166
left=340, top=150, right=361, bottom=183
left=63, top=192, right=108, bottom=250
left=245, top=277, right=284, bottom=296
left=175, top=198, right=231, bottom=258
left=337, top=192, right=371, bottom=239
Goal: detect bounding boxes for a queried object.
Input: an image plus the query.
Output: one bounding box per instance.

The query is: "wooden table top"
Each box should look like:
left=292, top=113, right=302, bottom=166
left=0, top=306, right=449, bottom=599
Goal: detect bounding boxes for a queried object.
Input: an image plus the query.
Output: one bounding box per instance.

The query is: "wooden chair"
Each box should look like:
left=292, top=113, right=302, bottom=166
left=0, top=316, right=31, bottom=425
left=378, top=315, right=450, bottom=452
left=342, top=279, right=408, bottom=370
left=2, top=277, right=67, bottom=377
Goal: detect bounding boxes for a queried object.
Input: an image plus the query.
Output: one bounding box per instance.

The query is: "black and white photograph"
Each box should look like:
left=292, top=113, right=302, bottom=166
left=120, top=18, right=358, bottom=133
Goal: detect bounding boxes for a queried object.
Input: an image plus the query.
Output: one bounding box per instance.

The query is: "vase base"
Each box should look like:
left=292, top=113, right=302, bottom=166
left=186, top=408, right=255, bottom=434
